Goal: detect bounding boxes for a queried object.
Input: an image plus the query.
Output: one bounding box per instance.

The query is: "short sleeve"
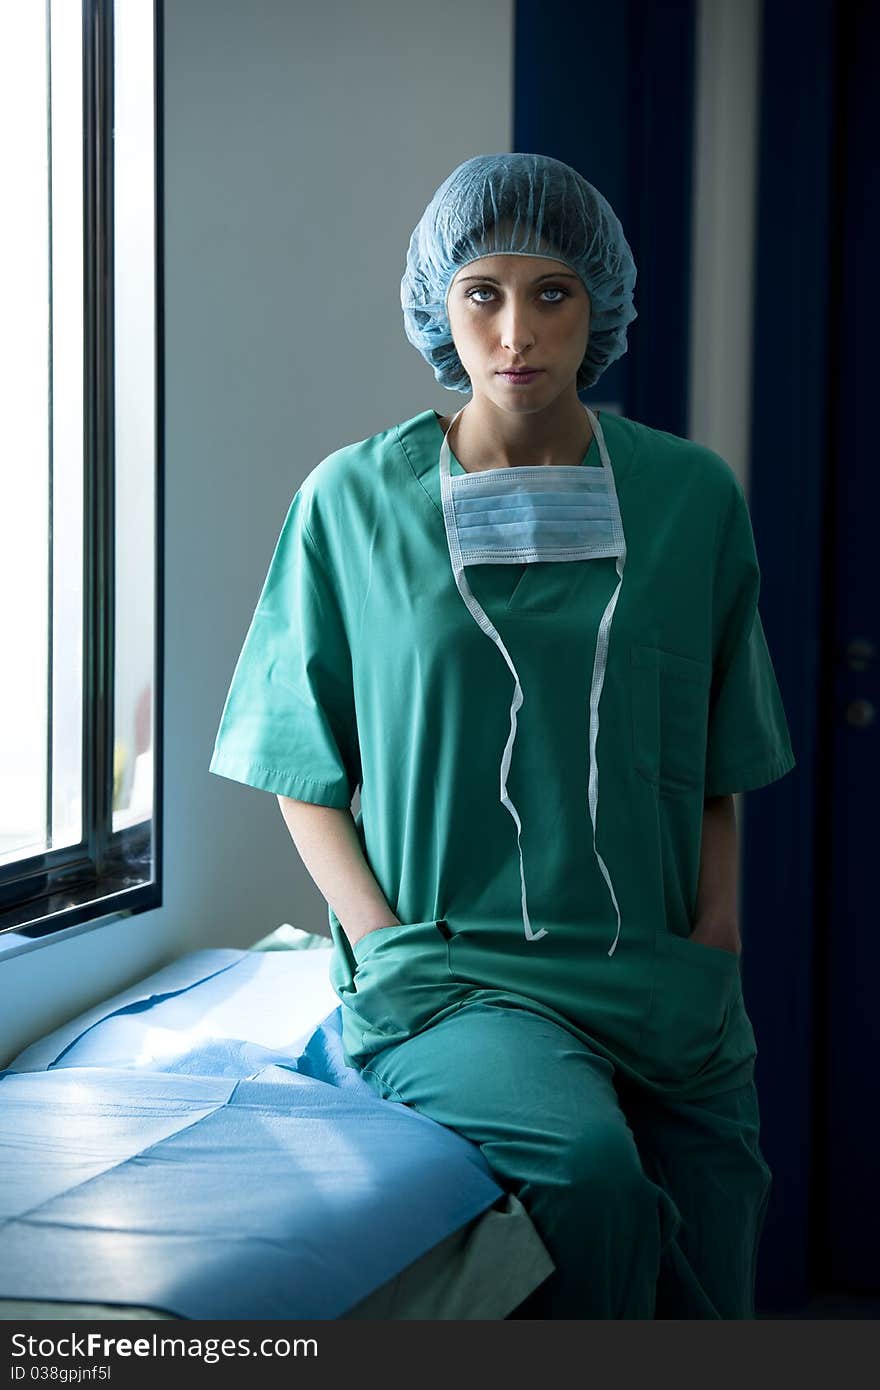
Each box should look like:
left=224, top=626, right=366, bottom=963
left=208, top=490, right=360, bottom=806
left=704, top=482, right=796, bottom=797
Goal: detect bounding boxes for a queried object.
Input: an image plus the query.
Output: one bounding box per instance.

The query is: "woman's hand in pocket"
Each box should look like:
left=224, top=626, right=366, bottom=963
left=346, top=917, right=401, bottom=950
left=689, top=918, right=742, bottom=956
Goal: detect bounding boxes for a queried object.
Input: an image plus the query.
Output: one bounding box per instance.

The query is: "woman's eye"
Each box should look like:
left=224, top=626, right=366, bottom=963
left=465, top=286, right=569, bottom=305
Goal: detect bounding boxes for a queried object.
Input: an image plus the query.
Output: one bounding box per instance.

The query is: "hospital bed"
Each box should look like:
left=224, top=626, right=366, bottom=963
left=0, top=927, right=552, bottom=1320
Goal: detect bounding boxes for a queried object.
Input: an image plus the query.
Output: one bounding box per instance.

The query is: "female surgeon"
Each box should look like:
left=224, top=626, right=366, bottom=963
left=209, top=152, right=796, bottom=1319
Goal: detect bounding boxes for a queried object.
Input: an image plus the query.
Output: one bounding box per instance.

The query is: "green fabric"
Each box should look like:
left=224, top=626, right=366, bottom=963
left=210, top=408, right=795, bottom=1101
left=357, top=1000, right=773, bottom=1319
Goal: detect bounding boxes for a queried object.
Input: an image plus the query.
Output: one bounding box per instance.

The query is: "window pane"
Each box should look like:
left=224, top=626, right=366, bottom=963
left=0, top=4, right=84, bottom=867
left=112, top=0, right=156, bottom=833
left=51, top=0, right=86, bottom=853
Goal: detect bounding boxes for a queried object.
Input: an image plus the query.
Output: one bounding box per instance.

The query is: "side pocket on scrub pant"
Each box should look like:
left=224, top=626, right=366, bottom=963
left=631, top=644, right=711, bottom=797
left=338, top=919, right=463, bottom=1058
left=639, top=930, right=755, bottom=1084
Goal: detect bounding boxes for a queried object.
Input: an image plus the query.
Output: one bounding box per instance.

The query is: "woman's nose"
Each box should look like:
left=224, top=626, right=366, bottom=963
left=499, top=300, right=536, bottom=354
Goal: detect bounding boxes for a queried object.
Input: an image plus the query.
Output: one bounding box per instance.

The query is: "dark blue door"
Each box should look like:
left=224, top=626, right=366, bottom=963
left=822, top=0, right=880, bottom=1294
left=746, top=0, right=880, bottom=1307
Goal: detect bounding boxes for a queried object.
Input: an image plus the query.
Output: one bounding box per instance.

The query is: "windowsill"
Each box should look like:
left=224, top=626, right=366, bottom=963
left=0, top=908, right=131, bottom=962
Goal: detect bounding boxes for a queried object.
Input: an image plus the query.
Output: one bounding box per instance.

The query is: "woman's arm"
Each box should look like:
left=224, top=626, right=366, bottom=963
left=690, top=793, right=743, bottom=954
left=276, top=797, right=399, bottom=949
left=278, top=794, right=741, bottom=953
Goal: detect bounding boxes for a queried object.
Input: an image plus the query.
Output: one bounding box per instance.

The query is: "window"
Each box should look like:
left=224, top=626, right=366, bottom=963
left=0, top=0, right=162, bottom=952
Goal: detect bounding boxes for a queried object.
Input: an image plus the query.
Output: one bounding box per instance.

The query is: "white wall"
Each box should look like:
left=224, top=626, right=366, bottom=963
left=0, top=0, right=514, bottom=1066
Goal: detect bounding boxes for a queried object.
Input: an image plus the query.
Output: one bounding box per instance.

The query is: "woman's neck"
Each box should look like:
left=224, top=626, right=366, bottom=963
left=436, top=397, right=597, bottom=471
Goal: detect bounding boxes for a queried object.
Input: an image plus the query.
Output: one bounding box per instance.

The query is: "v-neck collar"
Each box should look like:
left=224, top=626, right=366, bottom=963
left=395, top=407, right=637, bottom=519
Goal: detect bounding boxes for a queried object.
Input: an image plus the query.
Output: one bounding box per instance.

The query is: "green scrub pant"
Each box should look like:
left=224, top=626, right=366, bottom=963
left=360, top=1001, right=772, bottom=1319
left=331, top=921, right=773, bottom=1320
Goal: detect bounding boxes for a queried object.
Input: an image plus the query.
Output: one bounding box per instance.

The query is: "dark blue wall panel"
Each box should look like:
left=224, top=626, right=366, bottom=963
left=821, top=0, right=880, bottom=1295
left=514, top=0, right=695, bottom=436
left=744, top=0, right=838, bottom=1311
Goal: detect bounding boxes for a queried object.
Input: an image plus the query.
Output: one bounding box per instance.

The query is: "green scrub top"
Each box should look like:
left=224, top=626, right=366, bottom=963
left=209, top=407, right=795, bottom=1100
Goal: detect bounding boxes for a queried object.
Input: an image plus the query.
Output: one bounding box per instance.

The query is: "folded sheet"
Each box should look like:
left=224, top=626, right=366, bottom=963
left=0, top=1059, right=504, bottom=1319
left=1, top=948, right=511, bottom=1319
left=8, top=950, right=339, bottom=1078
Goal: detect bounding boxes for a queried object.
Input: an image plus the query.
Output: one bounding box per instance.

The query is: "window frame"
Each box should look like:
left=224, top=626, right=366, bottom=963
left=0, top=0, right=164, bottom=955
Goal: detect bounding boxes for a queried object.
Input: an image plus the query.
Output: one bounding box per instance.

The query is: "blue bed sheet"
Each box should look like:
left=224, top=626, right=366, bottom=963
left=0, top=951, right=506, bottom=1320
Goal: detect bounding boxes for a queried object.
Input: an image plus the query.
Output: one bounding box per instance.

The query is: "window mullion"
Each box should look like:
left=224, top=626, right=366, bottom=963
left=83, top=0, right=115, bottom=881
left=45, top=0, right=55, bottom=854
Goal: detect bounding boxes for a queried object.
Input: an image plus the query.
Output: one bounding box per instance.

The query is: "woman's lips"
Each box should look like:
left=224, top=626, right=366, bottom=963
left=497, top=369, right=543, bottom=384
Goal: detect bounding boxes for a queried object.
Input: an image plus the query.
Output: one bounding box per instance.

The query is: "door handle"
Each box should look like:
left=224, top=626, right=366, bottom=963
left=845, top=638, right=876, bottom=672
left=845, top=699, right=876, bottom=728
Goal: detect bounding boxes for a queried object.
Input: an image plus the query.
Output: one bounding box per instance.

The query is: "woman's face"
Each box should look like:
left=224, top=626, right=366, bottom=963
left=445, top=253, right=591, bottom=412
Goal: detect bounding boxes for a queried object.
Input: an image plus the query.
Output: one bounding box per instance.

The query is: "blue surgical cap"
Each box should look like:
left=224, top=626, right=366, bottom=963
left=400, top=152, right=638, bottom=393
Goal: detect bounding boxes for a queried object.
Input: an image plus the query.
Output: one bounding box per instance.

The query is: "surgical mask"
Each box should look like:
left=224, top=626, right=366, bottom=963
left=439, top=403, right=627, bottom=956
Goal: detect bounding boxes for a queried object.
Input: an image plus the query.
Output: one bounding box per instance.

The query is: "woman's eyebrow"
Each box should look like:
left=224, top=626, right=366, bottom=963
left=456, top=271, right=581, bottom=285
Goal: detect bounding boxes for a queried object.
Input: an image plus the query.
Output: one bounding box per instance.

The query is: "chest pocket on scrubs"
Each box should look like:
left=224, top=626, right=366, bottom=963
left=630, top=644, right=711, bottom=797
